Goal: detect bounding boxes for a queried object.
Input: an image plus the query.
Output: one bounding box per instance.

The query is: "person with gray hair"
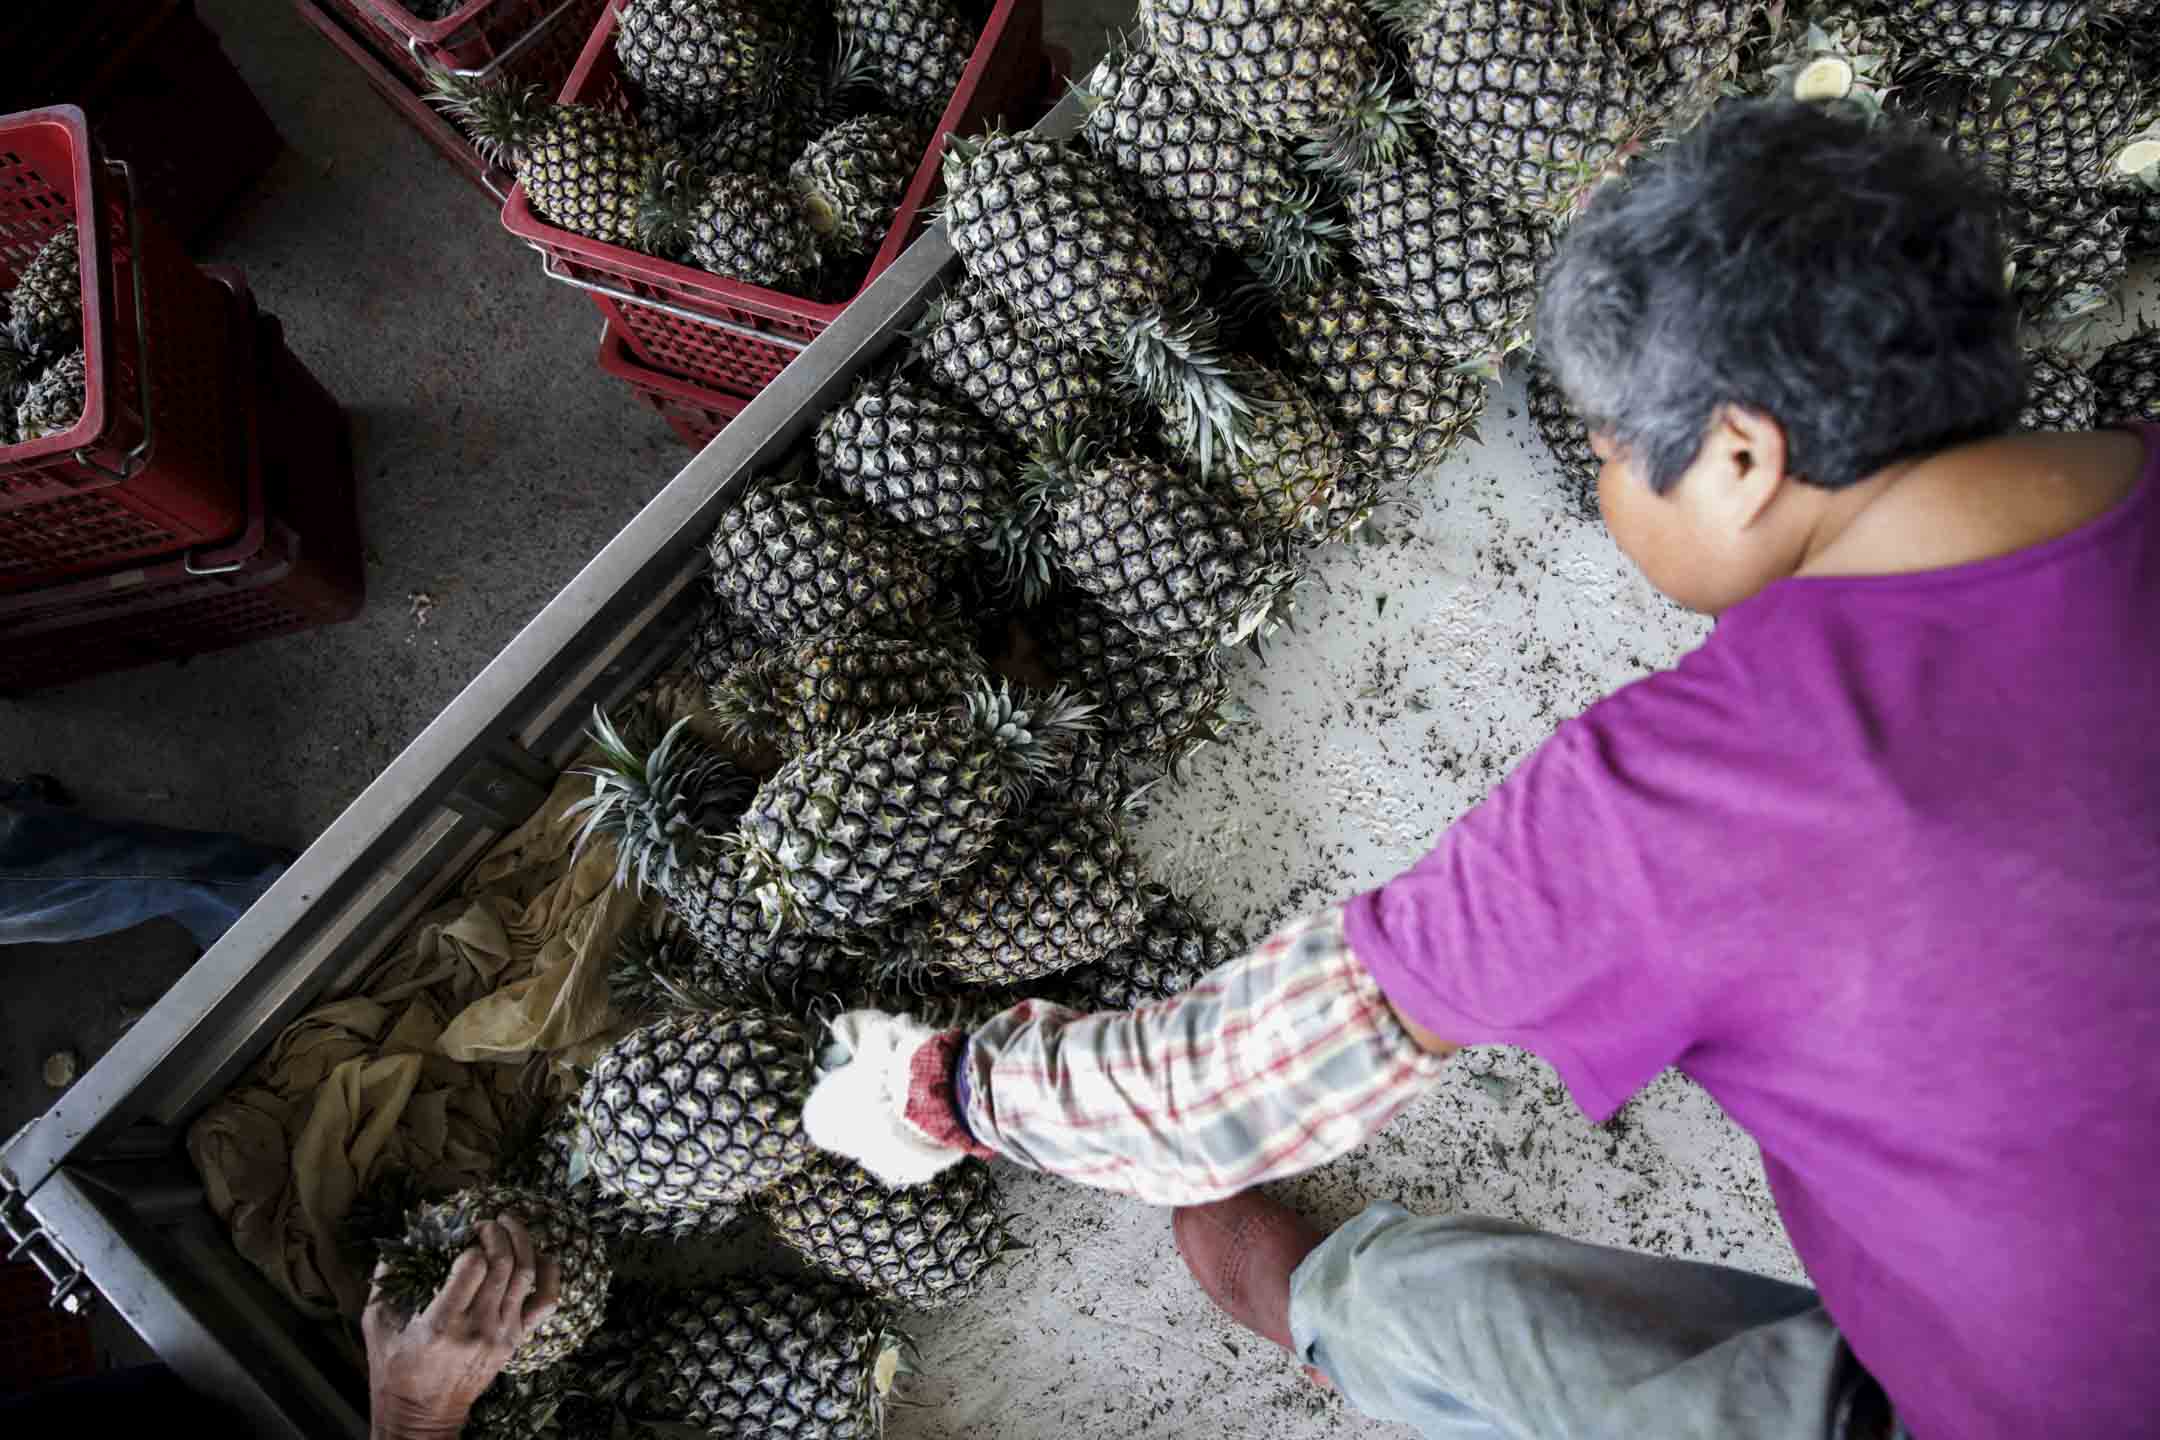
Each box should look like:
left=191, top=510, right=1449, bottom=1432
left=794, top=98, right=2160, bottom=1440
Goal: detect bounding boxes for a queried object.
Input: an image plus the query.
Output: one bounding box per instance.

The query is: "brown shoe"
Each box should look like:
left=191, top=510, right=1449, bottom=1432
left=1172, top=1191, right=1326, bottom=1353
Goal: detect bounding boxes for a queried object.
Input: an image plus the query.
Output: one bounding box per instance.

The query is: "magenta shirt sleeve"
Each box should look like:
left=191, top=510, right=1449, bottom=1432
left=1342, top=667, right=1740, bottom=1123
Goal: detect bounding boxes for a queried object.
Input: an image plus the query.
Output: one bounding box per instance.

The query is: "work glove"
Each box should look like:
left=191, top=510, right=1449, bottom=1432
left=802, top=1010, right=993, bottom=1186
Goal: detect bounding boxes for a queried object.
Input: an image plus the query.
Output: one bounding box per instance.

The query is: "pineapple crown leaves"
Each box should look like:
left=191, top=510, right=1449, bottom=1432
left=962, top=680, right=1100, bottom=797
left=1117, top=307, right=1268, bottom=478
left=609, top=923, right=741, bottom=1021
left=706, top=648, right=794, bottom=750
left=567, top=709, right=753, bottom=897
left=423, top=69, right=548, bottom=167
left=1254, top=185, right=1347, bottom=294
left=1295, top=77, right=1422, bottom=179
left=634, top=157, right=703, bottom=261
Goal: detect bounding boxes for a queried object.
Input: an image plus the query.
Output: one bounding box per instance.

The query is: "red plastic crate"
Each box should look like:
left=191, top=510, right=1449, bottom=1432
left=596, top=320, right=747, bottom=449
left=292, top=0, right=507, bottom=199
left=505, top=0, right=1045, bottom=395
left=0, top=308, right=363, bottom=692
left=0, top=1260, right=96, bottom=1391
left=77, top=7, right=283, bottom=246
left=0, top=106, right=248, bottom=590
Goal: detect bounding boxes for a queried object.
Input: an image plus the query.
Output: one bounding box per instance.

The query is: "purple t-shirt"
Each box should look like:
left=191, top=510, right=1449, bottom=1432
left=1345, top=427, right=2160, bottom=1439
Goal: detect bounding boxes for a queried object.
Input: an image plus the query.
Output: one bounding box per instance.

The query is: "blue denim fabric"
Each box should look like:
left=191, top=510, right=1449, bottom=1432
left=0, top=783, right=289, bottom=950
left=1290, top=1203, right=1895, bottom=1440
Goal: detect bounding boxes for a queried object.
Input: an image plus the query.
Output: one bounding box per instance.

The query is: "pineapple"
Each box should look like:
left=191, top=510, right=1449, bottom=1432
left=615, top=0, right=800, bottom=115
left=1163, top=358, right=1353, bottom=538
left=1526, top=361, right=1602, bottom=521
left=886, top=801, right=1148, bottom=986
left=2127, top=179, right=2160, bottom=259
left=913, top=276, right=1114, bottom=448
left=1345, top=139, right=1550, bottom=369
left=465, top=1370, right=567, bottom=1440
left=2088, top=327, right=2160, bottom=424
left=738, top=680, right=1095, bottom=934
left=1135, top=0, right=1409, bottom=169
left=1078, top=48, right=1345, bottom=288
left=761, top=1153, right=1014, bottom=1310
left=372, top=1184, right=612, bottom=1374
left=16, top=348, right=86, bottom=442
left=0, top=340, right=32, bottom=446
left=641, top=161, right=820, bottom=287
left=687, top=590, right=768, bottom=688
left=1040, top=893, right=1240, bottom=1012
left=1892, top=0, right=2092, bottom=79
left=1025, top=439, right=1301, bottom=656
left=942, top=132, right=1261, bottom=473
left=1404, top=0, right=1658, bottom=222
left=710, top=631, right=987, bottom=754
left=643, top=94, right=816, bottom=178
left=792, top=113, right=925, bottom=258
left=813, top=375, right=1020, bottom=552
left=570, top=711, right=857, bottom=999
left=1267, top=270, right=1490, bottom=485
left=428, top=73, right=659, bottom=248
left=9, top=224, right=80, bottom=358
left=1036, top=600, right=1231, bottom=778
left=836, top=0, right=975, bottom=116
left=583, top=1277, right=899, bottom=1439
left=1744, top=3, right=1902, bottom=116
left=708, top=478, right=940, bottom=641
left=1607, top=0, right=1765, bottom=124
left=2016, top=347, right=2097, bottom=431
left=1942, top=34, right=2158, bottom=196
left=502, top=1098, right=747, bottom=1246
left=578, top=1009, right=818, bottom=1214
left=2006, top=191, right=2126, bottom=339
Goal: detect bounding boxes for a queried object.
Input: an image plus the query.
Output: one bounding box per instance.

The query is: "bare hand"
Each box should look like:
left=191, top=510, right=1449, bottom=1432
left=362, top=1213, right=561, bottom=1440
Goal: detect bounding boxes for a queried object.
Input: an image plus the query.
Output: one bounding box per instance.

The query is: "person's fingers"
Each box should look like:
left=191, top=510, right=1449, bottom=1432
left=496, top=1213, right=538, bottom=1328
left=520, top=1257, right=563, bottom=1334
left=424, top=1243, right=491, bottom=1327
left=469, top=1220, right=515, bottom=1321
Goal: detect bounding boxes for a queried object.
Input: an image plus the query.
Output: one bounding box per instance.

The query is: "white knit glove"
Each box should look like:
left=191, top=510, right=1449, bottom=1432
left=802, top=1010, right=986, bottom=1187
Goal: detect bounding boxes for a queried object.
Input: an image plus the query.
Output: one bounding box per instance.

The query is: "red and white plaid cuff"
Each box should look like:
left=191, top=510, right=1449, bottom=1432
left=900, top=1029, right=996, bottom=1160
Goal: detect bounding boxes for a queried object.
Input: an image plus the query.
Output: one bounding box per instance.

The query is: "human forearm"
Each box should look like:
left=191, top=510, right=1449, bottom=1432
left=938, top=907, right=1452, bottom=1205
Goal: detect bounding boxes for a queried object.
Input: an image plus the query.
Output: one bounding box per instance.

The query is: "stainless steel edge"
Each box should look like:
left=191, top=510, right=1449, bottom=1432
left=26, top=1167, right=367, bottom=1439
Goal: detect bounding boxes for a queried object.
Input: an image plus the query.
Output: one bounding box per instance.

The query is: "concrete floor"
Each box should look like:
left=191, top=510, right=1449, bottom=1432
left=0, top=0, right=1122, bottom=1152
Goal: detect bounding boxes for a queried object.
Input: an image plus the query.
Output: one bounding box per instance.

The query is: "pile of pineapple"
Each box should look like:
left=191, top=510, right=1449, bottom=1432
left=429, top=0, right=991, bottom=297
left=363, top=5, right=2160, bottom=1437
left=0, top=226, right=91, bottom=448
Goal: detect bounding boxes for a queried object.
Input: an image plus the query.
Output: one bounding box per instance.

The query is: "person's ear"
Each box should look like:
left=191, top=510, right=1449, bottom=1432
left=1702, top=404, right=1789, bottom=530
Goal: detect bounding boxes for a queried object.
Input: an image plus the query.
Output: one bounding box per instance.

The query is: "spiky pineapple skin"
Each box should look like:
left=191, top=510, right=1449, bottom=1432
left=2016, top=348, right=2098, bottom=432
left=893, top=801, right=1147, bottom=986
left=1041, top=894, right=1240, bottom=1012
left=813, top=377, right=1017, bottom=551
left=1135, top=0, right=1381, bottom=141
left=687, top=592, right=769, bottom=687
left=1526, top=361, right=1601, bottom=521
left=792, top=113, right=923, bottom=257
left=1046, top=453, right=1293, bottom=656
left=944, top=133, right=1182, bottom=352
left=1346, top=140, right=1548, bottom=367
left=739, top=698, right=1049, bottom=934
left=504, top=1101, right=745, bottom=1247
left=16, top=348, right=86, bottom=442
left=711, top=631, right=986, bottom=754
left=1894, top=0, right=2090, bottom=79
left=9, top=225, right=80, bottom=359
left=916, top=277, right=1111, bottom=446
left=1407, top=0, right=1653, bottom=220
left=522, top=106, right=657, bottom=249
left=1744, top=4, right=1902, bottom=114
left=597, top=1276, right=894, bottom=1439
left=670, top=170, right=820, bottom=286
left=2007, top=191, right=2127, bottom=336
left=1079, top=47, right=1307, bottom=254
left=1167, top=360, right=1350, bottom=536
left=761, top=1153, right=1012, bottom=1309
left=578, top=1011, right=816, bottom=1214
left=1268, top=272, right=1489, bottom=484
left=837, top=0, right=974, bottom=115
left=1037, top=601, right=1228, bottom=774
left=615, top=0, right=792, bottom=114
left=709, top=480, right=939, bottom=642
left=644, top=95, right=814, bottom=178
left=2089, top=329, right=2160, bottom=425
left=375, top=1184, right=612, bottom=1374
left=1607, top=0, right=1759, bottom=121
left=1944, top=34, right=2154, bottom=197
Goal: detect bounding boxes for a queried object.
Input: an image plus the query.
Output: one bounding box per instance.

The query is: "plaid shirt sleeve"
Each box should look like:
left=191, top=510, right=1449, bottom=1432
left=942, top=906, right=1451, bottom=1207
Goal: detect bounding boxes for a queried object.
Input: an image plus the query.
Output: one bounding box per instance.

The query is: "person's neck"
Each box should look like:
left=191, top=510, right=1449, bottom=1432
left=1786, top=458, right=1923, bottom=579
